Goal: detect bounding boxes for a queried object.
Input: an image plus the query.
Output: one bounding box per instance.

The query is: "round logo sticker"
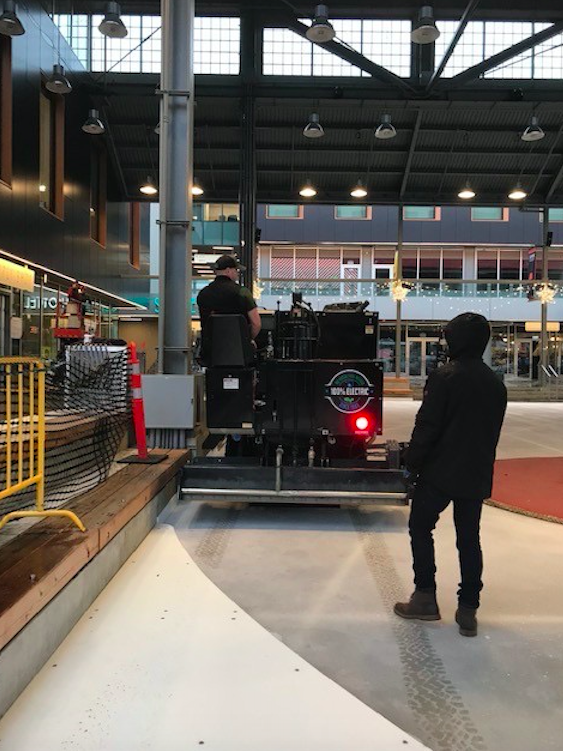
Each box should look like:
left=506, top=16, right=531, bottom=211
left=324, top=369, right=375, bottom=414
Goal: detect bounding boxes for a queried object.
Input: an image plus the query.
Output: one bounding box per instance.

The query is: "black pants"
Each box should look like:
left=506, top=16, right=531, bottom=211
left=409, top=482, right=484, bottom=609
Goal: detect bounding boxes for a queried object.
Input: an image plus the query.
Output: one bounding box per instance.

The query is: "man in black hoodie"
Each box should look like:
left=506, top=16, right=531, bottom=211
left=394, top=313, right=507, bottom=636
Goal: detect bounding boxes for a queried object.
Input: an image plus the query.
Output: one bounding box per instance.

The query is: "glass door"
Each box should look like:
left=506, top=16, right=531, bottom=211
left=407, top=337, right=440, bottom=378
left=341, top=261, right=360, bottom=297
left=514, top=339, right=533, bottom=379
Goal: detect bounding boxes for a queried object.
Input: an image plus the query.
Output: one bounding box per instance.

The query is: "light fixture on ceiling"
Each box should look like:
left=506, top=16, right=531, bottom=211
left=374, top=114, right=397, bottom=140
left=458, top=131, right=475, bottom=199
left=521, top=115, right=545, bottom=142
left=350, top=180, right=368, bottom=198
left=0, top=1, right=25, bottom=36
left=303, top=113, right=325, bottom=139
left=99, top=2, right=127, bottom=39
left=82, top=109, right=105, bottom=135
left=306, top=4, right=335, bottom=43
left=299, top=181, right=317, bottom=198
left=46, top=64, right=72, bottom=94
left=140, top=176, right=158, bottom=196
left=458, top=183, right=476, bottom=200
left=411, top=6, right=440, bottom=45
left=508, top=183, right=527, bottom=201
left=192, top=179, right=204, bottom=196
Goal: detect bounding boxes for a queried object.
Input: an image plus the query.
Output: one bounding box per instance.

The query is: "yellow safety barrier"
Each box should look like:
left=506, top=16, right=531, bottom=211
left=0, top=358, right=85, bottom=533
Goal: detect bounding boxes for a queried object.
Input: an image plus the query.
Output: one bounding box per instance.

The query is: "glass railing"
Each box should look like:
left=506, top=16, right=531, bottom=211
left=192, top=220, right=239, bottom=247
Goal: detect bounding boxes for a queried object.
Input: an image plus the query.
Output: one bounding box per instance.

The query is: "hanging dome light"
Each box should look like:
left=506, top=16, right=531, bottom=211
left=303, top=113, right=325, bottom=139
left=350, top=180, right=368, bottom=198
left=0, top=1, right=25, bottom=36
left=411, top=6, right=440, bottom=45
left=82, top=109, right=105, bottom=135
left=299, top=181, right=317, bottom=198
left=140, top=176, right=158, bottom=196
left=458, top=182, right=476, bottom=200
left=306, top=5, right=335, bottom=43
left=521, top=115, right=545, bottom=142
left=508, top=183, right=527, bottom=200
left=192, top=178, right=204, bottom=196
left=374, top=114, right=397, bottom=140
left=99, top=2, right=128, bottom=39
left=45, top=64, right=72, bottom=95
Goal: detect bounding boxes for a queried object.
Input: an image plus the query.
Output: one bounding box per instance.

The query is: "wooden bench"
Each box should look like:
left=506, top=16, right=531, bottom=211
left=0, top=450, right=188, bottom=654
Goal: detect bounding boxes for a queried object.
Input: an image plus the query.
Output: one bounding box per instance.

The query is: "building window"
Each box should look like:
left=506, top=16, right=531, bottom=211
left=266, top=204, right=303, bottom=219
left=442, top=250, right=463, bottom=279
left=403, top=206, right=441, bottom=221
left=90, top=145, right=107, bottom=246
left=335, top=205, right=371, bottom=220
left=499, top=250, right=522, bottom=280
left=471, top=207, right=509, bottom=221
left=0, top=36, right=12, bottom=186
left=39, top=87, right=65, bottom=219
left=477, top=250, right=499, bottom=280
left=129, top=202, right=141, bottom=269
left=419, top=251, right=441, bottom=279
left=545, top=208, right=563, bottom=222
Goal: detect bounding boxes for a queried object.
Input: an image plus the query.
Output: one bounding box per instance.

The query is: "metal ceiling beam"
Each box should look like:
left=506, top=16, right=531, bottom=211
left=426, top=0, right=481, bottom=92
left=546, top=158, right=563, bottom=201
left=283, top=16, right=417, bottom=94
left=443, top=21, right=563, bottom=89
left=400, top=111, right=423, bottom=198
left=123, top=166, right=556, bottom=177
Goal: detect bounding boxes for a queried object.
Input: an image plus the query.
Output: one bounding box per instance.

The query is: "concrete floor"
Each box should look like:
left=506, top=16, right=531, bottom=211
left=2, top=401, right=562, bottom=750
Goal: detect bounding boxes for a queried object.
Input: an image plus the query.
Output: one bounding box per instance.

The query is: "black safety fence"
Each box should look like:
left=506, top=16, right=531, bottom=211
left=0, top=345, right=130, bottom=525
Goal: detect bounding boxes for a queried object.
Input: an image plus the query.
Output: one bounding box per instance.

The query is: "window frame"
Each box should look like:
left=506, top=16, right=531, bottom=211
left=39, top=83, right=65, bottom=220
left=0, top=36, right=12, bottom=187
left=471, top=207, right=509, bottom=222
left=266, top=204, right=304, bottom=219
left=403, top=206, right=441, bottom=221
left=334, top=205, right=372, bottom=220
left=540, top=208, right=563, bottom=223
left=90, top=144, right=107, bottom=247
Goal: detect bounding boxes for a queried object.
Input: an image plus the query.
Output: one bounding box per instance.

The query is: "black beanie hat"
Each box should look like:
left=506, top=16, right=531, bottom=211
left=445, top=312, right=491, bottom=360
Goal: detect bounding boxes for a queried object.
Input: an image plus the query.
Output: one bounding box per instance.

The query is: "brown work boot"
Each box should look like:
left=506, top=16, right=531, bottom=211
left=394, top=590, right=441, bottom=621
left=455, top=605, right=478, bottom=637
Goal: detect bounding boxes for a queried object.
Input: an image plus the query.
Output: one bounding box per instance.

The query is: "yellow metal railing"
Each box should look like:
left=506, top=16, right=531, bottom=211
left=0, top=358, right=85, bottom=532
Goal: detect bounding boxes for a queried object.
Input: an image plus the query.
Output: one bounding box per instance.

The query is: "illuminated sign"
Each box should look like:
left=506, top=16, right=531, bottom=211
left=0, top=258, right=34, bottom=292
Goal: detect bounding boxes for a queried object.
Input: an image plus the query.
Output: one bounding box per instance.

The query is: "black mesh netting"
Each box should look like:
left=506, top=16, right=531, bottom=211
left=0, top=346, right=131, bottom=517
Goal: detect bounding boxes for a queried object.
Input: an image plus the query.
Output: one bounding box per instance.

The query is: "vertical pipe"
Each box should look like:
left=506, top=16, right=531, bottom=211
left=395, top=208, right=404, bottom=378
left=158, top=0, right=194, bottom=374
left=540, top=206, right=550, bottom=386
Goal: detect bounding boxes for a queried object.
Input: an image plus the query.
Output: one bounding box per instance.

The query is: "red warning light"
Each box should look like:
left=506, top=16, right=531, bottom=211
left=355, top=416, right=369, bottom=431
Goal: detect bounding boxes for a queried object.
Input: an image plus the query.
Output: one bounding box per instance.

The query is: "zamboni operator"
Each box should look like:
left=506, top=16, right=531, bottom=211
left=197, top=255, right=261, bottom=358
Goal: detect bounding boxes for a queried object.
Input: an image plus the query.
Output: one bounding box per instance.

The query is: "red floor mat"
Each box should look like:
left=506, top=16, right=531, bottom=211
left=490, top=458, right=563, bottom=522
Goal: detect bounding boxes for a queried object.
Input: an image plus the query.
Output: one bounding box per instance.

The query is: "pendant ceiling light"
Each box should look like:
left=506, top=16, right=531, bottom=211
left=192, top=179, right=204, bottom=196
left=458, top=184, right=476, bottom=200
left=303, top=113, right=325, bottom=139
left=46, top=63, right=72, bottom=94
left=306, top=5, right=335, bottom=43
left=374, top=114, right=397, bottom=140
left=99, top=2, right=128, bottom=39
left=458, top=132, right=475, bottom=199
left=0, top=1, right=25, bottom=36
left=140, top=176, right=158, bottom=196
left=82, top=109, right=105, bottom=135
left=521, top=115, right=545, bottom=142
left=508, top=183, right=527, bottom=201
left=411, top=6, right=440, bottom=45
left=350, top=180, right=368, bottom=198
left=299, top=181, right=317, bottom=198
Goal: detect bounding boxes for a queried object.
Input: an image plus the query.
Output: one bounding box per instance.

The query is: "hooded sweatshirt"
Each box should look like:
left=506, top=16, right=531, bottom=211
left=406, top=313, right=507, bottom=500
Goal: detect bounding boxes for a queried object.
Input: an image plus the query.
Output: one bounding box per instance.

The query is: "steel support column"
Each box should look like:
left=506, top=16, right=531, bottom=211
left=540, top=207, right=550, bottom=387
left=157, top=0, right=194, bottom=374
left=239, top=11, right=260, bottom=289
left=395, top=210, right=404, bottom=379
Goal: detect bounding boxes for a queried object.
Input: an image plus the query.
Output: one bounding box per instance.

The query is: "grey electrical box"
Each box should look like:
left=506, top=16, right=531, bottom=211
left=142, top=374, right=199, bottom=429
